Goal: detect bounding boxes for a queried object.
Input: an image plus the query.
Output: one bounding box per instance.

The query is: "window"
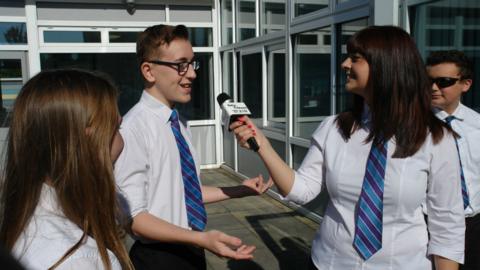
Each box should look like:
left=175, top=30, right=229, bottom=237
left=240, top=53, right=262, bottom=119
left=294, top=0, right=328, bottom=17
left=176, top=53, right=214, bottom=120
left=221, top=0, right=233, bottom=45
left=109, top=31, right=140, bottom=43
left=0, top=22, right=27, bottom=45
left=293, top=27, right=331, bottom=139
left=267, top=49, right=286, bottom=127
left=0, top=58, right=23, bottom=126
left=40, top=52, right=213, bottom=119
left=335, top=18, right=368, bottom=114
left=222, top=51, right=234, bottom=96
left=409, top=0, right=480, bottom=112
left=43, top=31, right=101, bottom=43
left=169, top=5, right=212, bottom=22
left=40, top=53, right=143, bottom=115
left=237, top=0, right=256, bottom=41
left=37, top=3, right=166, bottom=22
left=261, top=0, right=285, bottom=34
left=188, top=28, right=213, bottom=47
left=221, top=51, right=235, bottom=167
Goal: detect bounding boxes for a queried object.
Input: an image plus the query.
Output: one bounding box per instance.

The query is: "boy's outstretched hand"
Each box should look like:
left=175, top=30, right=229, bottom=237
left=200, top=230, right=256, bottom=260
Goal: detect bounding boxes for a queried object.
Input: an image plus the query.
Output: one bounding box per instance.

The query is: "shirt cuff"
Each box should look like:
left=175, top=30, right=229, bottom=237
left=428, top=245, right=464, bottom=264
left=282, top=172, right=307, bottom=205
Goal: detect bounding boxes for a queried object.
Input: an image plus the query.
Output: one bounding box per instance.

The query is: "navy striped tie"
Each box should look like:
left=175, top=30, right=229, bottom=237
left=353, top=138, right=388, bottom=260
left=445, top=115, right=470, bottom=209
left=170, top=110, right=207, bottom=231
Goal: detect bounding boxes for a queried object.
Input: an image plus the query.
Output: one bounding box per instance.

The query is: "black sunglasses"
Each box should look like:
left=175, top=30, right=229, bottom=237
left=430, top=77, right=462, bottom=88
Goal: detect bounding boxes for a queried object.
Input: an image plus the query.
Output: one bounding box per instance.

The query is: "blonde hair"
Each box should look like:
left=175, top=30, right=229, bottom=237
left=0, top=69, right=133, bottom=270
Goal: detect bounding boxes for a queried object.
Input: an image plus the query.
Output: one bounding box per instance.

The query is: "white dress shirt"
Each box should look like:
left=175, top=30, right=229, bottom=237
left=286, top=115, right=465, bottom=270
left=114, top=91, right=201, bottom=237
left=13, top=184, right=121, bottom=270
left=435, top=103, right=480, bottom=218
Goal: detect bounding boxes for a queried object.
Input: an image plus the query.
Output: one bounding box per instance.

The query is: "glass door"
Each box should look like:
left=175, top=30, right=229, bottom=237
left=0, top=51, right=28, bottom=129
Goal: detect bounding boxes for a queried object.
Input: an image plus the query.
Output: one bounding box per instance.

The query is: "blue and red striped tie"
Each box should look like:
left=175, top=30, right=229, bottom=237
left=444, top=115, right=470, bottom=209
left=353, top=138, right=388, bottom=260
left=170, top=110, right=207, bottom=231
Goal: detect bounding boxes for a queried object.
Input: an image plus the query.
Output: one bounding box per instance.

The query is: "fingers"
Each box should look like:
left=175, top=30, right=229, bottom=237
left=236, top=244, right=256, bottom=254
left=215, top=233, right=255, bottom=260
left=232, top=245, right=256, bottom=260
left=219, top=232, right=242, bottom=247
left=258, top=175, right=273, bottom=193
left=266, top=177, right=274, bottom=189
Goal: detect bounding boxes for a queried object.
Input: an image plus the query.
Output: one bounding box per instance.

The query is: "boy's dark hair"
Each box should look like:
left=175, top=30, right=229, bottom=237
left=426, top=50, right=473, bottom=80
left=136, top=24, right=189, bottom=66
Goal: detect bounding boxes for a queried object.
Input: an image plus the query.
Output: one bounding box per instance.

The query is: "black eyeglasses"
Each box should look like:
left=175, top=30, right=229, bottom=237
left=430, top=77, right=462, bottom=88
left=147, top=59, right=200, bottom=75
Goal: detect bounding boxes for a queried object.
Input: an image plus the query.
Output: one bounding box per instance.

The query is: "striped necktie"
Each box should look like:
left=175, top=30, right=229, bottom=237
left=445, top=115, right=469, bottom=209
left=353, top=138, right=388, bottom=260
left=170, top=110, right=207, bottom=231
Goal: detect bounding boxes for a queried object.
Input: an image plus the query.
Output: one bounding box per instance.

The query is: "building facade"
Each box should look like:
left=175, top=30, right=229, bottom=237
left=1, top=0, right=479, bottom=219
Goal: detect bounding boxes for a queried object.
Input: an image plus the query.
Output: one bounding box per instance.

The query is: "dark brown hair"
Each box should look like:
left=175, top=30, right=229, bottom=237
left=0, top=69, right=133, bottom=270
left=136, top=24, right=189, bottom=65
left=336, top=26, right=446, bottom=157
left=426, top=50, right=473, bottom=80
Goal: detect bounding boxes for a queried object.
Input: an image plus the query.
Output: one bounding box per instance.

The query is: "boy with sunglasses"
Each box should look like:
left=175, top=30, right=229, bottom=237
left=114, top=24, right=272, bottom=270
left=427, top=50, right=480, bottom=270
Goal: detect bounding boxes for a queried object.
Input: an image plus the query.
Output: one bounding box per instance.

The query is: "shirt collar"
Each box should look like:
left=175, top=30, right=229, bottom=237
left=140, top=90, right=173, bottom=125
left=433, top=103, right=465, bottom=122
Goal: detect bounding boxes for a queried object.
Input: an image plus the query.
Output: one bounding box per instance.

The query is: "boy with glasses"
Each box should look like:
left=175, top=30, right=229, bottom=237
left=427, top=50, right=480, bottom=270
left=114, top=24, right=272, bottom=270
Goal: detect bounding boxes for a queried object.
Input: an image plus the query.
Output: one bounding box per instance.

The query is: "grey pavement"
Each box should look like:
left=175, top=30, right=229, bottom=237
left=201, top=168, right=318, bottom=270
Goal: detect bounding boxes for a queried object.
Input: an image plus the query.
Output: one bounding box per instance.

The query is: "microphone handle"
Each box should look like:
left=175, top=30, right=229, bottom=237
left=230, top=115, right=260, bottom=152
left=247, top=137, right=260, bottom=152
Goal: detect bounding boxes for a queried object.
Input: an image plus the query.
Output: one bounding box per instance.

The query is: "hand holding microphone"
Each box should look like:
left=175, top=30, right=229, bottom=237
left=217, top=93, right=260, bottom=152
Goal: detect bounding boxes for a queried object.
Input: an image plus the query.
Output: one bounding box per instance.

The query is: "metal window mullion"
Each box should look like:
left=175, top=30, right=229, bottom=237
left=256, top=0, right=260, bottom=37
left=286, top=0, right=293, bottom=167
left=233, top=49, right=239, bottom=171
left=262, top=46, right=268, bottom=127
left=25, top=0, right=40, bottom=76
left=213, top=0, right=224, bottom=167
left=330, top=23, right=337, bottom=115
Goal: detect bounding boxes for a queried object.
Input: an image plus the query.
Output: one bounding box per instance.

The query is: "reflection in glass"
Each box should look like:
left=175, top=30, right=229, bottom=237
left=241, top=53, right=262, bottom=119
left=294, top=0, right=328, bottom=17
left=267, top=50, right=285, bottom=126
left=293, top=27, right=331, bottom=138
left=109, top=31, right=140, bottom=43
left=40, top=53, right=143, bottom=115
left=173, top=53, right=214, bottom=120
left=188, top=28, right=213, bottom=47
left=222, top=51, right=234, bottom=95
left=409, top=0, right=480, bottom=111
left=221, top=0, right=233, bottom=45
left=262, top=0, right=285, bottom=34
left=0, top=58, right=22, bottom=127
left=44, top=31, right=101, bottom=43
left=335, top=18, right=368, bottom=114
left=40, top=52, right=213, bottom=119
left=237, top=0, right=256, bottom=41
left=0, top=22, right=27, bottom=45
left=221, top=51, right=235, bottom=167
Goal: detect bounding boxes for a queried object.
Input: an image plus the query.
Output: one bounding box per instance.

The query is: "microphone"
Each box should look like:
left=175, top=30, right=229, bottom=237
left=217, top=93, right=260, bottom=152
